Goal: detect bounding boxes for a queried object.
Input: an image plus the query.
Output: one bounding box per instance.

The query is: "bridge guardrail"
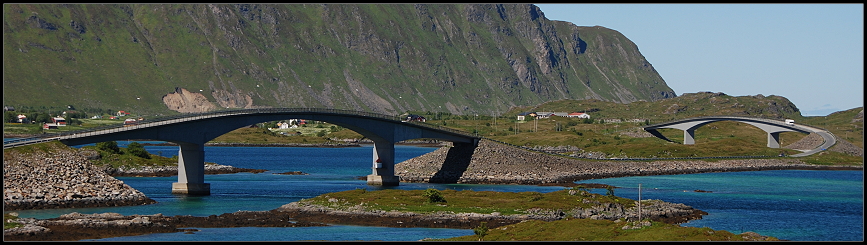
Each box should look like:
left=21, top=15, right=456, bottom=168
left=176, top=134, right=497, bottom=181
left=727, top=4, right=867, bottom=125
left=4, top=108, right=482, bottom=149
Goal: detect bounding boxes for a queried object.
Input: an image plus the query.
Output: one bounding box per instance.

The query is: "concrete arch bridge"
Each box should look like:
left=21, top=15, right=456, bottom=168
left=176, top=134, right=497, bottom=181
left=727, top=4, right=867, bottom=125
left=3, top=108, right=481, bottom=195
left=642, top=116, right=835, bottom=157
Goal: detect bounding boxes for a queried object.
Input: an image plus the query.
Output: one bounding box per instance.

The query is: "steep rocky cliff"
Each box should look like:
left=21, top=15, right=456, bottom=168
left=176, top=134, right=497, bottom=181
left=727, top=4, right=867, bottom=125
left=3, top=4, right=675, bottom=115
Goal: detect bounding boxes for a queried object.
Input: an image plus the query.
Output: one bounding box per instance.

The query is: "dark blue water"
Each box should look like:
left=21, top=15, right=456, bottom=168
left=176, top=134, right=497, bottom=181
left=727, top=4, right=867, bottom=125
left=10, top=142, right=864, bottom=241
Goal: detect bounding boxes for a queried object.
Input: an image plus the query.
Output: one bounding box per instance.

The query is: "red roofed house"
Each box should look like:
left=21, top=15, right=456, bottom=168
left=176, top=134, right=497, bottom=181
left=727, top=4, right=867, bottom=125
left=567, top=112, right=591, bottom=119
left=52, top=116, right=67, bottom=126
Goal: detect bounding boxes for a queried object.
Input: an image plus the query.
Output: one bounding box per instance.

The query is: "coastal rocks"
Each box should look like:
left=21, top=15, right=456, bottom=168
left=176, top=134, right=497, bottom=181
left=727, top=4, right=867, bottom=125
left=102, top=163, right=267, bottom=177
left=4, top=211, right=328, bottom=241
left=274, top=171, right=309, bottom=175
left=273, top=197, right=706, bottom=230
left=395, top=139, right=862, bottom=185
left=3, top=143, right=156, bottom=211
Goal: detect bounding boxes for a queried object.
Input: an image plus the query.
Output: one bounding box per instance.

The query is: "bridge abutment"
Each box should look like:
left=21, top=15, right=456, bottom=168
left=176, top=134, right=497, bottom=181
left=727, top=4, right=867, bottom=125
left=367, top=140, right=399, bottom=186
left=173, top=142, right=210, bottom=195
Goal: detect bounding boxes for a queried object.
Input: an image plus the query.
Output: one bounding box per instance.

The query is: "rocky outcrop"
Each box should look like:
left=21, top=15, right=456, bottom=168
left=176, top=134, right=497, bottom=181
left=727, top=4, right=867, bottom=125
left=395, top=139, right=862, bottom=185
left=3, top=142, right=155, bottom=211
left=161, top=87, right=217, bottom=113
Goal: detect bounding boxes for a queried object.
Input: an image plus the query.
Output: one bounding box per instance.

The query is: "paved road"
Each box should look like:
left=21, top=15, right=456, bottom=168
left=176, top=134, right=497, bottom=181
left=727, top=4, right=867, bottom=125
left=789, top=124, right=837, bottom=157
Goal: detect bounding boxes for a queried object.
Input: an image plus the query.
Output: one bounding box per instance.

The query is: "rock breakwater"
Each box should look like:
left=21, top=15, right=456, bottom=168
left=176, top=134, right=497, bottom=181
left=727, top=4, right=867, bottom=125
left=3, top=142, right=155, bottom=211
left=395, top=139, right=863, bottom=185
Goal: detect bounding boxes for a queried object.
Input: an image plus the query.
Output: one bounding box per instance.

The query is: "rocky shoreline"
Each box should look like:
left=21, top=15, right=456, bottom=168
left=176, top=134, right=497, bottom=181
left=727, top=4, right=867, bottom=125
left=5, top=193, right=707, bottom=241
left=3, top=141, right=269, bottom=211
left=3, top=211, right=328, bottom=241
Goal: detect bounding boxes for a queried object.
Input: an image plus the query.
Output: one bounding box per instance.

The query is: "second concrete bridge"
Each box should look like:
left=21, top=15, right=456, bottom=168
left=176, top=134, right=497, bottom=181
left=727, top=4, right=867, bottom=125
left=643, top=116, right=834, bottom=154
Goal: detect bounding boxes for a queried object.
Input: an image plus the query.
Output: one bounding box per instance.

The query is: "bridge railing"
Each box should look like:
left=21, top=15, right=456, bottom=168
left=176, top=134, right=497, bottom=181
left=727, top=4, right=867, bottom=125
left=4, top=108, right=481, bottom=148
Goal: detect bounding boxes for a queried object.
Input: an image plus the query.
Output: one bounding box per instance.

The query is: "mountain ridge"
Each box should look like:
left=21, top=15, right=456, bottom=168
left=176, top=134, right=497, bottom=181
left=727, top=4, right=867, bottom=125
left=3, top=4, right=675, bottom=116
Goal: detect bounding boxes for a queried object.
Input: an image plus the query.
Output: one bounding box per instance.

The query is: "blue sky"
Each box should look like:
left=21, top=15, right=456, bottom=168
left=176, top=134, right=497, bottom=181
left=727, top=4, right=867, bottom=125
left=536, top=4, right=863, bottom=116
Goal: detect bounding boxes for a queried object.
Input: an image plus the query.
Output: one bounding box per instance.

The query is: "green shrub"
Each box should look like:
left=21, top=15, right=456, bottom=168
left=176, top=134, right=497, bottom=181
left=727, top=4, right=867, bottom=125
left=474, top=222, right=489, bottom=241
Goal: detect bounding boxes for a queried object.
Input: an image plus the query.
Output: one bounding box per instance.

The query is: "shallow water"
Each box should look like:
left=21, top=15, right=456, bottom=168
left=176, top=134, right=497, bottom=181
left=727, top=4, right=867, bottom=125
left=11, top=142, right=863, bottom=241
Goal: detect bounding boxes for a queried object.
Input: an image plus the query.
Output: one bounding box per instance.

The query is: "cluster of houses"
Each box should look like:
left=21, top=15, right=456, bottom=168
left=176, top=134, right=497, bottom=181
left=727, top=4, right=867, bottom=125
left=3, top=105, right=141, bottom=129
left=274, top=119, right=308, bottom=129
left=517, top=112, right=590, bottom=121
left=403, top=114, right=426, bottom=122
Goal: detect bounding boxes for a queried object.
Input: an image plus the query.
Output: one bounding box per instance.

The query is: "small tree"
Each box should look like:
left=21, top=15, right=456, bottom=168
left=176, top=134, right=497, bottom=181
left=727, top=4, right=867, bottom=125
left=96, top=141, right=121, bottom=155
left=126, top=142, right=151, bottom=159
left=606, top=186, right=615, bottom=196
left=473, top=222, right=489, bottom=241
left=422, top=188, right=446, bottom=203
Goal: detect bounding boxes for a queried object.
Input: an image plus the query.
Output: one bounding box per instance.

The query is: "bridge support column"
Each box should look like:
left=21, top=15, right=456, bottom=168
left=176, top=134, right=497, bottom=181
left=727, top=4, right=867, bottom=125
left=683, top=129, right=696, bottom=145
left=367, top=140, right=399, bottom=186
left=173, top=142, right=210, bottom=195
left=767, top=132, right=781, bottom=148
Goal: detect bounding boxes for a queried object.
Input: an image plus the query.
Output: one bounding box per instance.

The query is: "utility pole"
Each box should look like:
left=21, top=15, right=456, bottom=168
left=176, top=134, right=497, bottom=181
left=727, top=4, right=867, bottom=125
left=492, top=112, right=497, bottom=132
left=638, top=183, right=642, bottom=222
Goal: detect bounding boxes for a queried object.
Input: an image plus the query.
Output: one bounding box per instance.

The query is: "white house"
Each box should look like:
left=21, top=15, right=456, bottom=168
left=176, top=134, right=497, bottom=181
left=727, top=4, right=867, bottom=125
left=535, top=112, right=554, bottom=119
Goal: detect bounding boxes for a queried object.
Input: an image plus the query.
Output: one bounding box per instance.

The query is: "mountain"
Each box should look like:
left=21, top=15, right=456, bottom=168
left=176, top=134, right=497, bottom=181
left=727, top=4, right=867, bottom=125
left=3, top=4, right=675, bottom=116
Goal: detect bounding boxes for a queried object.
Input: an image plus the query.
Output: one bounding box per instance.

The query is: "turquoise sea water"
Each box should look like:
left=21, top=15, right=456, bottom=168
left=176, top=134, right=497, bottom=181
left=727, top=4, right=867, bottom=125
left=10, top=142, right=863, bottom=241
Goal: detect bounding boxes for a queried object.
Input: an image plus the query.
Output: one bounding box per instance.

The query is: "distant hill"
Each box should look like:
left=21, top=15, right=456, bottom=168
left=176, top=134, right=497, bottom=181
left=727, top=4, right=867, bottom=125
left=505, top=92, right=805, bottom=122
left=3, top=4, right=675, bottom=116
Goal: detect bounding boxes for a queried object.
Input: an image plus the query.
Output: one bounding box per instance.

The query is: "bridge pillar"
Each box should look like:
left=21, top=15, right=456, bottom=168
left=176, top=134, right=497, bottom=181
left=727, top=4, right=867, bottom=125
left=367, top=140, right=399, bottom=186
left=683, top=129, right=696, bottom=145
left=767, top=132, right=781, bottom=148
left=172, top=142, right=210, bottom=195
